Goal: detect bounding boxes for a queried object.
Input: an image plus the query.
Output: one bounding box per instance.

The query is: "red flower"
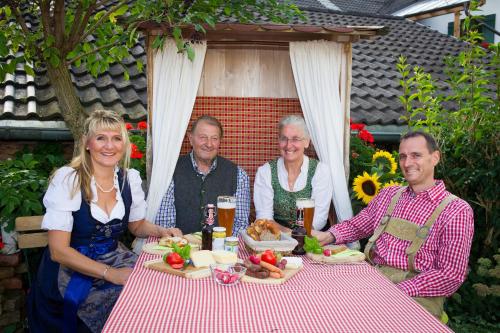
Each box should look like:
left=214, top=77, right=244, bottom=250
left=358, top=129, right=374, bottom=143
left=130, top=143, right=144, bottom=159
left=350, top=122, right=365, bottom=131
left=137, top=121, right=147, bottom=130
left=0, top=241, right=4, bottom=250
left=481, top=41, right=490, bottom=49
left=131, top=151, right=144, bottom=159
left=126, top=123, right=134, bottom=130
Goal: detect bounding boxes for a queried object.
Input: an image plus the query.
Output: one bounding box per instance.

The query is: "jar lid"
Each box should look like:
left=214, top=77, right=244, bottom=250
left=213, top=227, right=226, bottom=232
left=225, top=237, right=238, bottom=242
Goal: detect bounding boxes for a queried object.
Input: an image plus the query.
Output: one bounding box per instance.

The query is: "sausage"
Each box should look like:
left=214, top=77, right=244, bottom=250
left=245, top=268, right=270, bottom=279
left=243, top=259, right=262, bottom=272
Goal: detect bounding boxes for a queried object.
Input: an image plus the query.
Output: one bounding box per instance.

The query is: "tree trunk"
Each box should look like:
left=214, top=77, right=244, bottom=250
left=45, top=64, right=87, bottom=153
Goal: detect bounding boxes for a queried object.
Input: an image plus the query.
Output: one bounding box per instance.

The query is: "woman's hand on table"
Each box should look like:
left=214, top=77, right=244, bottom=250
left=105, top=267, right=133, bottom=285
left=158, top=227, right=183, bottom=238
left=311, top=230, right=335, bottom=246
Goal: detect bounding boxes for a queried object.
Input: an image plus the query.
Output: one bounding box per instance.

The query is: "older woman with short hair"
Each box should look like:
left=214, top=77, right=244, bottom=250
left=253, top=115, right=333, bottom=230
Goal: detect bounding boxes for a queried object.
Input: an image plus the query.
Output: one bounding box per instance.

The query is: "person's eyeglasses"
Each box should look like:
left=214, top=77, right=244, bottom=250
left=278, top=136, right=305, bottom=145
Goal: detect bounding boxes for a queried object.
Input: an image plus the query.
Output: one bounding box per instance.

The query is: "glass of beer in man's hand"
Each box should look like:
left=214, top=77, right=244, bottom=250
left=296, top=198, right=315, bottom=236
left=217, top=196, right=236, bottom=236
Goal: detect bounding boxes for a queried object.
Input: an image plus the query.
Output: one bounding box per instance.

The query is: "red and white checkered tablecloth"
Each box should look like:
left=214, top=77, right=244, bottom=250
left=102, top=238, right=452, bottom=333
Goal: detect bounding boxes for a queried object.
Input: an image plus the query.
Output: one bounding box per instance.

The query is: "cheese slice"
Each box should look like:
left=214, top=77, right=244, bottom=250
left=211, top=250, right=238, bottom=264
left=190, top=250, right=216, bottom=268
left=282, top=257, right=303, bottom=269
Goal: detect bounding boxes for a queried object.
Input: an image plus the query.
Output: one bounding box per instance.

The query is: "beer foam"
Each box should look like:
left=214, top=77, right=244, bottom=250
left=296, top=199, right=314, bottom=208
left=217, top=202, right=236, bottom=209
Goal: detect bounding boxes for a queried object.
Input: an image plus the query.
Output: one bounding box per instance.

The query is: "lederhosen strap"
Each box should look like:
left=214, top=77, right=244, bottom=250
left=406, top=193, right=457, bottom=271
left=364, top=187, right=405, bottom=265
left=364, top=186, right=457, bottom=272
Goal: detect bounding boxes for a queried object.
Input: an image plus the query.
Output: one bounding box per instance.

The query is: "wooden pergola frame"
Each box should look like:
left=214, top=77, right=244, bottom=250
left=139, top=23, right=386, bottom=181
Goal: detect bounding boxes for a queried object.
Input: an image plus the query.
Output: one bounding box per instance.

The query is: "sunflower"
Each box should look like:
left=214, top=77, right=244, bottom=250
left=382, top=180, right=402, bottom=189
left=353, top=172, right=381, bottom=205
left=372, top=150, right=397, bottom=174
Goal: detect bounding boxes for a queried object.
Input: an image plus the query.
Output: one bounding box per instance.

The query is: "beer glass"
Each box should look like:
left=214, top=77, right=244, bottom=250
left=217, top=196, right=236, bottom=236
left=296, top=198, right=315, bottom=236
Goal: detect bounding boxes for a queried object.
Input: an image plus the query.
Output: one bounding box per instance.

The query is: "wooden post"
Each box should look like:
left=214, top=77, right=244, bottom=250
left=145, top=33, right=155, bottom=190
left=454, top=11, right=461, bottom=38
left=342, top=43, right=352, bottom=182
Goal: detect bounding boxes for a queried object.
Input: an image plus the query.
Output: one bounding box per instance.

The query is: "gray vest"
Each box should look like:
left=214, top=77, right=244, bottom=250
left=173, top=155, right=238, bottom=234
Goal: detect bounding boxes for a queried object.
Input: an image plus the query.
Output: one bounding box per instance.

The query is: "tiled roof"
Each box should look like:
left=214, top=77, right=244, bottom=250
left=0, top=1, right=465, bottom=132
left=301, top=0, right=422, bottom=15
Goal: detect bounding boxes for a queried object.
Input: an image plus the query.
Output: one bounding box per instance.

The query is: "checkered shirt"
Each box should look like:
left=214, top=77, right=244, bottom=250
left=330, top=181, right=474, bottom=298
left=155, top=152, right=250, bottom=236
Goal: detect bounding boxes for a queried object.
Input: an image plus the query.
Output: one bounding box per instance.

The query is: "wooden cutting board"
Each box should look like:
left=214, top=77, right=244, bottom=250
left=307, top=245, right=366, bottom=264
left=241, top=267, right=302, bottom=285
left=144, top=259, right=211, bottom=279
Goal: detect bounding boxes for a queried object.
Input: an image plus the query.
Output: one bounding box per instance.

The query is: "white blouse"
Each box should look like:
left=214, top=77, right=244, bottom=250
left=42, top=166, right=147, bottom=232
left=253, top=156, right=333, bottom=231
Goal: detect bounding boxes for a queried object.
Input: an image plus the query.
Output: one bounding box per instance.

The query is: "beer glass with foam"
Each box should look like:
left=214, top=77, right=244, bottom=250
left=217, top=196, right=236, bottom=236
left=296, top=198, right=315, bottom=236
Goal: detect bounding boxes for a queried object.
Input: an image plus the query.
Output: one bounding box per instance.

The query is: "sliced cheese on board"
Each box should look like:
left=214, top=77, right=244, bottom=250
left=190, top=250, right=216, bottom=268
left=212, top=250, right=238, bottom=264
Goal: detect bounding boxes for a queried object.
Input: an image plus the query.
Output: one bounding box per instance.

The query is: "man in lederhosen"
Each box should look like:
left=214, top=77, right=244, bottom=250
left=313, top=131, right=474, bottom=319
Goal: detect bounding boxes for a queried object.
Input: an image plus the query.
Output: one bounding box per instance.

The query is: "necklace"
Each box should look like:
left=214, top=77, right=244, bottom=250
left=95, top=181, right=115, bottom=193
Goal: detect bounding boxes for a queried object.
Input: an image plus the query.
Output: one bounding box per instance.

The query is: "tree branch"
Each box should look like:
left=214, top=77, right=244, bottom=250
left=65, top=1, right=84, bottom=53
left=68, top=1, right=99, bottom=49
left=68, top=40, right=121, bottom=65
left=79, top=0, right=128, bottom=43
left=5, top=0, right=32, bottom=35
left=54, top=0, right=66, bottom=50
left=40, top=0, right=53, bottom=39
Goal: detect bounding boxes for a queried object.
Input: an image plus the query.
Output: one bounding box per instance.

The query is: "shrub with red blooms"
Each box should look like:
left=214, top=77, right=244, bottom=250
left=126, top=122, right=147, bottom=179
left=350, top=120, right=373, bottom=143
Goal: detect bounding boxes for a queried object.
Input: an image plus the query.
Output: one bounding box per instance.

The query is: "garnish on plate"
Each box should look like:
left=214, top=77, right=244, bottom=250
left=304, top=236, right=323, bottom=254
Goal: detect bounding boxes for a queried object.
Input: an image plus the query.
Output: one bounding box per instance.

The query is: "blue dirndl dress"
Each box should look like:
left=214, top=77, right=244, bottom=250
left=27, top=170, right=138, bottom=333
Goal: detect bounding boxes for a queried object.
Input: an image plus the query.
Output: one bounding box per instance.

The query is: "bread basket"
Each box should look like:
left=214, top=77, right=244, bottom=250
left=241, top=231, right=298, bottom=254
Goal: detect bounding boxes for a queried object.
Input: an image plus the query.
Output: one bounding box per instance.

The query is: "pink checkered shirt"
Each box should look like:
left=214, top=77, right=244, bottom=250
left=330, top=180, right=474, bottom=298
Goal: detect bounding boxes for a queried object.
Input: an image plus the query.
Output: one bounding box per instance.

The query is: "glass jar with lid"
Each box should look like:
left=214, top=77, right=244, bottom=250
left=212, top=227, right=226, bottom=251
left=224, top=236, right=239, bottom=254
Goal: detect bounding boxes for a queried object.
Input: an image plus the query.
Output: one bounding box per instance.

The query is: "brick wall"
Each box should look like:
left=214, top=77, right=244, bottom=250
left=0, top=252, right=25, bottom=331
left=181, top=96, right=317, bottom=185
left=0, top=141, right=73, bottom=161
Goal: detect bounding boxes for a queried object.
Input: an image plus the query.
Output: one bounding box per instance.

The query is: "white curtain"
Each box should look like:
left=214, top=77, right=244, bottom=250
left=146, top=39, right=207, bottom=222
left=289, top=40, right=353, bottom=222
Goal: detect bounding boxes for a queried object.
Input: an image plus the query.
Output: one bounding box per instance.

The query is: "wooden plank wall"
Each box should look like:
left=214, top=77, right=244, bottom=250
left=197, top=48, right=298, bottom=98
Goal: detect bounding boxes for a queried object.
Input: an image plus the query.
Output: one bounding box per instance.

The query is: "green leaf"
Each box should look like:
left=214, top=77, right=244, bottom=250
left=186, top=44, right=195, bottom=61
left=24, top=64, right=35, bottom=76
left=114, top=4, right=128, bottom=16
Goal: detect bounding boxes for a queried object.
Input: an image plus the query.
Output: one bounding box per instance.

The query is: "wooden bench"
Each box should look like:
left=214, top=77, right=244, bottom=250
left=15, top=215, right=47, bottom=249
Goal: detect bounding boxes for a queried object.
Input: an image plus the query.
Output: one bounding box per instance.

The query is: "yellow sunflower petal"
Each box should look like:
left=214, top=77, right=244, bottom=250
left=353, top=172, right=381, bottom=205
left=372, top=150, right=398, bottom=174
left=382, top=180, right=402, bottom=189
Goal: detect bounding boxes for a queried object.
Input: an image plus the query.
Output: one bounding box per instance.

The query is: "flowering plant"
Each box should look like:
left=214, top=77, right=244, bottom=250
left=126, top=121, right=147, bottom=179
left=349, top=122, right=404, bottom=213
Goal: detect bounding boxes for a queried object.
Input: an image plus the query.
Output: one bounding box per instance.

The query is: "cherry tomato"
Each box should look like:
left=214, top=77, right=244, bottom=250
left=165, top=252, right=184, bottom=269
left=260, top=250, right=277, bottom=266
